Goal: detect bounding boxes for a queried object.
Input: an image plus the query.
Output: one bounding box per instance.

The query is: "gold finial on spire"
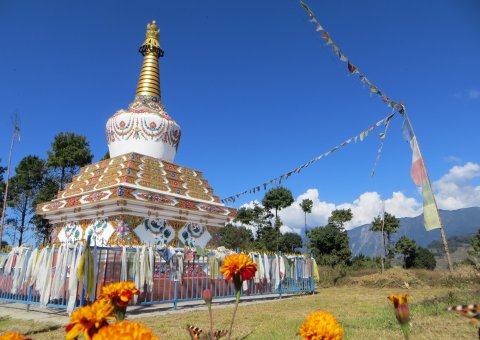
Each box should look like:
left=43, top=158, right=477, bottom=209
left=136, top=21, right=164, bottom=100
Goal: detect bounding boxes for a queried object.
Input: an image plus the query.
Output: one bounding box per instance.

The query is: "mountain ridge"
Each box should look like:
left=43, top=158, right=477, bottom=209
left=347, top=206, right=480, bottom=257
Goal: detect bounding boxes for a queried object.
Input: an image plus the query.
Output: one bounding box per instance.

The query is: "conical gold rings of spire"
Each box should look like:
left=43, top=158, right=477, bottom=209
left=136, top=54, right=161, bottom=98
left=136, top=21, right=164, bottom=100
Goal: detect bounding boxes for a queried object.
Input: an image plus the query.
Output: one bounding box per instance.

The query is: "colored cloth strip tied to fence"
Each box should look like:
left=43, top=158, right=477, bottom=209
left=0, top=245, right=317, bottom=313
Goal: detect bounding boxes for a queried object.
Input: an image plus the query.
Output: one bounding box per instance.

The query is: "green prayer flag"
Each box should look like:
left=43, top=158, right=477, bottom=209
left=423, top=202, right=442, bottom=231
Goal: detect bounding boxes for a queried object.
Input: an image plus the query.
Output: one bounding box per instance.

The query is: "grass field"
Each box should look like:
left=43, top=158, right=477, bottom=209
left=1, top=267, right=479, bottom=339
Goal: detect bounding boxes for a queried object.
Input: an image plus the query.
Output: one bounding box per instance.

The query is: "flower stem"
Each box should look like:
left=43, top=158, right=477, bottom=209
left=400, top=324, right=410, bottom=340
left=208, top=303, right=214, bottom=339
left=227, top=291, right=241, bottom=340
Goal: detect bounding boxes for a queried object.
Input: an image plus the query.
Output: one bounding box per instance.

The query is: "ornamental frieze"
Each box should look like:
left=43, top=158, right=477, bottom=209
left=186, top=191, right=215, bottom=202
left=196, top=203, right=230, bottom=216
left=79, top=190, right=113, bottom=204
left=41, top=199, right=67, bottom=212
left=132, top=190, right=178, bottom=206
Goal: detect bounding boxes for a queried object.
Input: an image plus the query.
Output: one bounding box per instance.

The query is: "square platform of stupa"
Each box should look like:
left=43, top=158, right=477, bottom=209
left=37, top=21, right=236, bottom=248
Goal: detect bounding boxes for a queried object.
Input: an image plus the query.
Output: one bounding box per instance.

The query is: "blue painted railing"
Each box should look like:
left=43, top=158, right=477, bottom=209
left=0, top=247, right=316, bottom=311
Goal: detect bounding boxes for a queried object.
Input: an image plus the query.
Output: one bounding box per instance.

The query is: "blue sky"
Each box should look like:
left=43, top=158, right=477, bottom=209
left=1, top=1, right=479, bottom=234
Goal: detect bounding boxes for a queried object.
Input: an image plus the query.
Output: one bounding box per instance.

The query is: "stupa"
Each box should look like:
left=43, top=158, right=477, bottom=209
left=37, top=21, right=236, bottom=247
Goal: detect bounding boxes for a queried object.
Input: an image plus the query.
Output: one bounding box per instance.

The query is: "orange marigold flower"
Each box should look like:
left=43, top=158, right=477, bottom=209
left=298, top=310, right=344, bottom=340
left=388, top=294, right=410, bottom=325
left=387, top=294, right=409, bottom=308
left=65, top=300, right=114, bottom=340
left=100, top=281, right=140, bottom=307
left=92, top=321, right=159, bottom=340
left=220, top=254, right=257, bottom=282
left=0, top=332, right=31, bottom=340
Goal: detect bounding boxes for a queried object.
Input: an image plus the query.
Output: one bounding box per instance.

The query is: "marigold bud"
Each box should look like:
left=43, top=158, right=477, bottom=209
left=203, top=289, right=213, bottom=304
left=395, top=303, right=410, bottom=325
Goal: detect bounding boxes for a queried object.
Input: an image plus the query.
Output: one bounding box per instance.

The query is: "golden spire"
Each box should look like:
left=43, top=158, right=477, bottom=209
left=135, top=21, right=164, bottom=100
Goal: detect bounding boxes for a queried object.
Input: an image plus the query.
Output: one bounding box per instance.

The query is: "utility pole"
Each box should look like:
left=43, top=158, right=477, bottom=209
left=380, top=200, right=385, bottom=274
left=0, top=119, right=20, bottom=247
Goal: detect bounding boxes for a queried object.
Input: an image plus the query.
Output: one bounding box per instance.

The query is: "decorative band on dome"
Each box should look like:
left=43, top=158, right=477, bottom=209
left=135, top=95, right=160, bottom=102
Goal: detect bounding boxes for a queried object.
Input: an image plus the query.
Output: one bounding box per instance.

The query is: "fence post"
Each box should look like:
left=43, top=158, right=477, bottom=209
left=310, top=257, right=315, bottom=294
left=173, top=280, right=178, bottom=310
left=26, top=285, right=32, bottom=312
left=79, top=285, right=85, bottom=307
left=278, top=251, right=282, bottom=299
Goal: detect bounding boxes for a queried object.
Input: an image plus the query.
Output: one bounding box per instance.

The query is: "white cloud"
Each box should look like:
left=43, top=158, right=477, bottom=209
left=444, top=155, right=462, bottom=163
left=278, top=189, right=335, bottom=229
left=433, top=162, right=480, bottom=210
left=235, top=162, right=480, bottom=232
left=280, top=224, right=298, bottom=234
left=385, top=192, right=422, bottom=218
left=277, top=189, right=421, bottom=231
left=338, top=192, right=384, bottom=228
left=468, top=89, right=480, bottom=99
left=453, top=89, right=480, bottom=100
left=240, top=200, right=261, bottom=209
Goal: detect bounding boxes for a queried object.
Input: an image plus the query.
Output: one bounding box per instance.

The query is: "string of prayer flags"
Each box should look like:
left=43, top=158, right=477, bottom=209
left=371, top=111, right=395, bottom=176
left=221, top=112, right=397, bottom=204
left=299, top=0, right=406, bottom=115
left=402, top=117, right=441, bottom=231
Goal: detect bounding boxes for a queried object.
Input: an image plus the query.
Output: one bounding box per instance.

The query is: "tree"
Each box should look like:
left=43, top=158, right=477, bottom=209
left=262, top=186, right=294, bottom=219
left=470, top=228, right=480, bottom=256
left=219, top=223, right=254, bottom=251
left=413, top=247, right=436, bottom=270
left=395, top=236, right=417, bottom=269
left=30, top=177, right=59, bottom=245
left=308, top=223, right=352, bottom=266
left=299, top=198, right=313, bottom=238
left=328, top=209, right=353, bottom=230
left=369, top=212, right=400, bottom=265
left=308, top=210, right=354, bottom=266
left=101, top=151, right=110, bottom=160
left=47, top=132, right=93, bottom=189
left=0, top=158, right=6, bottom=201
left=7, top=155, right=46, bottom=245
left=279, top=232, right=303, bottom=254
left=234, top=203, right=273, bottom=239
left=255, top=224, right=279, bottom=252
left=233, top=203, right=278, bottom=251
left=262, top=187, right=294, bottom=251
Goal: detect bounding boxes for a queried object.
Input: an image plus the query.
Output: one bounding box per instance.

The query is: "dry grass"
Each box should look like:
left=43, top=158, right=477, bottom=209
left=1, top=286, right=478, bottom=339
left=1, top=267, right=479, bottom=339
left=0, top=316, right=62, bottom=337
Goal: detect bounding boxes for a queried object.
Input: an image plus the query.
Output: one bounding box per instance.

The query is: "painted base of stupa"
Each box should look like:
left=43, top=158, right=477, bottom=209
left=37, top=152, right=235, bottom=248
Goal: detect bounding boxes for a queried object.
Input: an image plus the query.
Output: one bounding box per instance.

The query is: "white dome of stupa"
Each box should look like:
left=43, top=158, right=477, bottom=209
left=106, top=21, right=181, bottom=162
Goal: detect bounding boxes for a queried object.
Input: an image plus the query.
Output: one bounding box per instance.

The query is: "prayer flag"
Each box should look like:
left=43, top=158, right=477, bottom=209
left=332, top=44, right=339, bottom=54
left=402, top=118, right=441, bottom=231
left=347, top=61, right=358, bottom=74
left=299, top=0, right=398, bottom=111
left=14, top=124, right=21, bottom=142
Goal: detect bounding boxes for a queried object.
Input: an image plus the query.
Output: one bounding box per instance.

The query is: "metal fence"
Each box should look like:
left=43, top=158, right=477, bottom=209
left=0, top=247, right=315, bottom=312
